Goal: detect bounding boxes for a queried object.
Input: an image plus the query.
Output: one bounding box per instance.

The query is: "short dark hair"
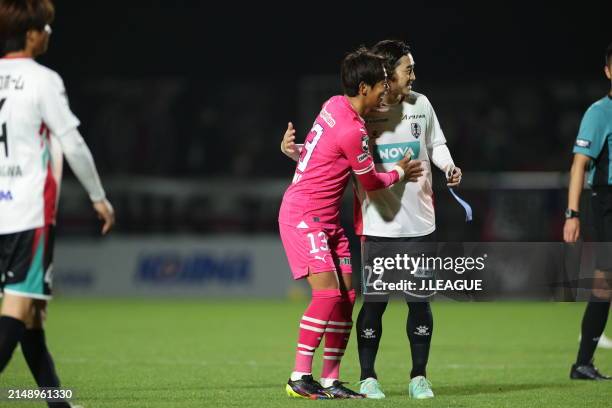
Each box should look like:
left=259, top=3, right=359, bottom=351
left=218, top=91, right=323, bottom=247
left=0, top=0, right=54, bottom=55
left=341, top=47, right=387, bottom=97
left=371, top=39, right=411, bottom=79
left=607, top=42, right=612, bottom=66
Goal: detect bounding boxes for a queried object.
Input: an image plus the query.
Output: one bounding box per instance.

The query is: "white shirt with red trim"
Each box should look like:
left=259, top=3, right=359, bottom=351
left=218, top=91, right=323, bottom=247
left=0, top=58, right=79, bottom=234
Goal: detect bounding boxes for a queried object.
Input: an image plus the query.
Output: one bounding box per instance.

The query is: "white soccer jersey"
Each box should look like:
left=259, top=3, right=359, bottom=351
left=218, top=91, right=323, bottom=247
left=0, top=57, right=79, bottom=234
left=353, top=92, right=449, bottom=237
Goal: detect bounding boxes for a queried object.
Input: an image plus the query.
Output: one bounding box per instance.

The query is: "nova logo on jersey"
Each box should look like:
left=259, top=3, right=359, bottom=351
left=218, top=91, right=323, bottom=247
left=373, top=142, right=420, bottom=164
left=0, top=190, right=13, bottom=201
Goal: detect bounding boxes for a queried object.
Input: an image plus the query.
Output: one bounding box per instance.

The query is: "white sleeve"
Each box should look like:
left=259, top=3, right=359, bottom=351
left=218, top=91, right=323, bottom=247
left=56, top=128, right=106, bottom=202
left=38, top=71, right=80, bottom=137
left=424, top=96, right=446, bottom=149
left=431, top=144, right=455, bottom=175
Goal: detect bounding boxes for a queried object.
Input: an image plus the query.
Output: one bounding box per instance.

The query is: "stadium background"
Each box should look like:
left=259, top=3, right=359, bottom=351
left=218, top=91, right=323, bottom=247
left=3, top=1, right=612, bottom=407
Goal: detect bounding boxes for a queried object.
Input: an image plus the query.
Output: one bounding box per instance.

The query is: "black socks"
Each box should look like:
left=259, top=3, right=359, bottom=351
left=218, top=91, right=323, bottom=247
left=21, top=329, right=62, bottom=387
left=406, top=302, right=433, bottom=378
left=577, top=298, right=611, bottom=365
left=0, top=315, right=26, bottom=372
left=356, top=301, right=387, bottom=380
left=357, top=301, right=434, bottom=380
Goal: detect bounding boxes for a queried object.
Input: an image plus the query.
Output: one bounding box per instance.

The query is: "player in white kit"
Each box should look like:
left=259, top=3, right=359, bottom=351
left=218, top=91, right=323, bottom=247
left=0, top=1, right=114, bottom=406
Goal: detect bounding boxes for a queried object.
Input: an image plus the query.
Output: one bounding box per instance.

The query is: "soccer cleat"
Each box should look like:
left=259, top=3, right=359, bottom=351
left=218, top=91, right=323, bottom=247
left=358, top=377, right=386, bottom=399
left=286, top=375, right=332, bottom=399
left=409, top=376, right=435, bottom=399
left=324, top=381, right=366, bottom=399
left=570, top=363, right=612, bottom=380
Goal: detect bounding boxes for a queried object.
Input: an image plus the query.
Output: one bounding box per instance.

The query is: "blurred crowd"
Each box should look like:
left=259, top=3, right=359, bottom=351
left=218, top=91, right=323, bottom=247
left=55, top=76, right=606, bottom=240
left=66, top=76, right=605, bottom=178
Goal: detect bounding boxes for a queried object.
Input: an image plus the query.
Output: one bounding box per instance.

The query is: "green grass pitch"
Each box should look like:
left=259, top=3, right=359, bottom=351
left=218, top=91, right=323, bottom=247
left=1, top=300, right=611, bottom=407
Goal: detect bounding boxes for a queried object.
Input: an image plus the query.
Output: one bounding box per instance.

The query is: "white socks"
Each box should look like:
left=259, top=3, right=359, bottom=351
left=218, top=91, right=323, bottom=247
left=320, top=378, right=337, bottom=388
left=290, top=371, right=311, bottom=381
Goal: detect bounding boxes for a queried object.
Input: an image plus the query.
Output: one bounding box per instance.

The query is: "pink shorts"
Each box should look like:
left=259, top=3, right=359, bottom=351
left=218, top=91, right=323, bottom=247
left=278, top=222, right=352, bottom=280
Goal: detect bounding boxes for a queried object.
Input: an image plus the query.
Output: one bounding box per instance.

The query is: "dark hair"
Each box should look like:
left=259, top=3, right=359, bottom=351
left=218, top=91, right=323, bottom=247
left=607, top=42, right=612, bottom=66
left=341, top=47, right=387, bottom=97
left=0, top=0, right=54, bottom=55
left=371, top=39, right=411, bottom=79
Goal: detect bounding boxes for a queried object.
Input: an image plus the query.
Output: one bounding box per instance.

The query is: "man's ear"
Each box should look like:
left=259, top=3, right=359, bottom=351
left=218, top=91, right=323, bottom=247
left=358, top=81, right=371, bottom=96
left=26, top=30, right=36, bottom=43
left=25, top=29, right=38, bottom=49
left=605, top=64, right=611, bottom=81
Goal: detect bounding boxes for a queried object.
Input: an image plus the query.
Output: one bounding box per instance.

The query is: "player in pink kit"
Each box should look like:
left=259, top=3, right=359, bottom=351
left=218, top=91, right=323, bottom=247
left=280, top=49, right=416, bottom=399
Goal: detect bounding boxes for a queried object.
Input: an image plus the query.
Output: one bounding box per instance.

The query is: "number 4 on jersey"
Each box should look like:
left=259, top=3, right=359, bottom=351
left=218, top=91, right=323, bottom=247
left=293, top=123, right=323, bottom=183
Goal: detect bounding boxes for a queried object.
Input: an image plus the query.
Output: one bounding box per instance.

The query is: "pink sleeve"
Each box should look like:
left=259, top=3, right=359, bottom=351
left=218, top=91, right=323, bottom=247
left=338, top=129, right=400, bottom=191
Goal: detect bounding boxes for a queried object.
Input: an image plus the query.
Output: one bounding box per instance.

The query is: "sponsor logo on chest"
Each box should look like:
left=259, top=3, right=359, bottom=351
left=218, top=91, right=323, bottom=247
left=373, top=142, right=421, bottom=163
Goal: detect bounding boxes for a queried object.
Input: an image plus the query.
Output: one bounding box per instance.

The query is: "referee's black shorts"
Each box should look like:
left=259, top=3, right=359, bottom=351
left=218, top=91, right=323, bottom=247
left=591, top=187, right=612, bottom=272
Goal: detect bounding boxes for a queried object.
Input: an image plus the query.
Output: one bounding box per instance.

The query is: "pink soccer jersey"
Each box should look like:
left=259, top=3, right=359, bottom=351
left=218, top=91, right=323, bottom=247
left=279, top=95, right=400, bottom=228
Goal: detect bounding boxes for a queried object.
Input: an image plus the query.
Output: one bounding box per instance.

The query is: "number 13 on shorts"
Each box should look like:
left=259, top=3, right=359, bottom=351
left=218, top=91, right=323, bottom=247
left=306, top=230, right=334, bottom=268
left=307, top=231, right=329, bottom=254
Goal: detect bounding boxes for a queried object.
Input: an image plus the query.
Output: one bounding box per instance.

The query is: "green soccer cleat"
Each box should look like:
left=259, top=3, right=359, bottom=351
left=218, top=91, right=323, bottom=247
left=359, top=377, right=386, bottom=399
left=408, top=376, right=434, bottom=399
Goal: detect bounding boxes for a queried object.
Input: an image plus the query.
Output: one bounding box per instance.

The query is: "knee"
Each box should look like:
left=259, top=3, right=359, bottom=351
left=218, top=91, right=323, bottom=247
left=25, top=301, right=47, bottom=329
left=407, top=302, right=431, bottom=316
left=591, top=289, right=611, bottom=302
left=360, top=300, right=388, bottom=319
left=592, top=270, right=611, bottom=301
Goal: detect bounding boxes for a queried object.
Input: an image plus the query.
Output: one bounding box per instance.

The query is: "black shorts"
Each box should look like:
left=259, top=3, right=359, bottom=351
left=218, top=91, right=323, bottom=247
left=0, top=225, right=55, bottom=300
left=361, top=232, right=438, bottom=302
left=591, top=188, right=612, bottom=271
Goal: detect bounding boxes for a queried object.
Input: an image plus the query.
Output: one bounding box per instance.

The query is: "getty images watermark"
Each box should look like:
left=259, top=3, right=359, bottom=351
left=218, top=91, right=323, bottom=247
left=361, top=242, right=612, bottom=301
left=367, top=253, right=486, bottom=293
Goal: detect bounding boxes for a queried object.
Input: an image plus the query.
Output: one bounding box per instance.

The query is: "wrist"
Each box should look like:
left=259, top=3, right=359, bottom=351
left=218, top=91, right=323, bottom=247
left=565, top=208, right=580, bottom=219
left=393, top=165, right=405, bottom=181
left=445, top=164, right=456, bottom=179
left=91, top=195, right=106, bottom=203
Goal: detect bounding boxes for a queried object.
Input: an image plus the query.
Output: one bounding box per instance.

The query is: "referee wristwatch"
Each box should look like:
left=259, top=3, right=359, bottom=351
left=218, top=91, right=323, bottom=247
left=565, top=208, right=580, bottom=219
